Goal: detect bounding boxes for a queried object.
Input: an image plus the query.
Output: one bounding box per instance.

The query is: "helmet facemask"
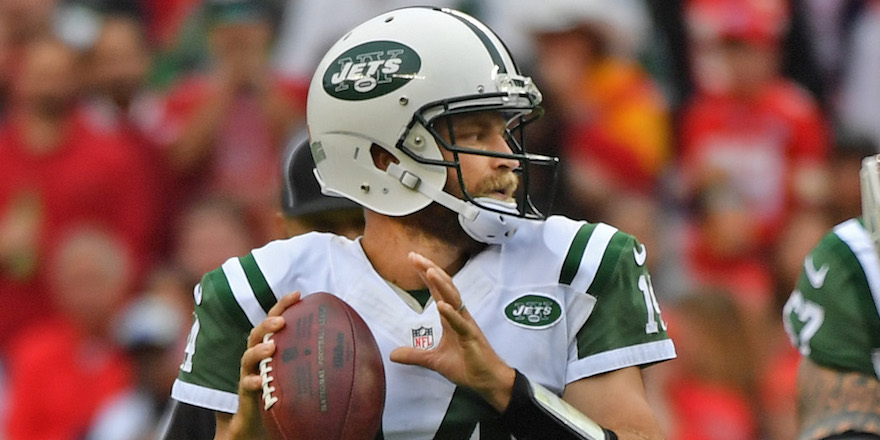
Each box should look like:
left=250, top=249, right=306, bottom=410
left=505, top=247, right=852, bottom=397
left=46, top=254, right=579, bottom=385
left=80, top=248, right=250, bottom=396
left=396, top=76, right=560, bottom=223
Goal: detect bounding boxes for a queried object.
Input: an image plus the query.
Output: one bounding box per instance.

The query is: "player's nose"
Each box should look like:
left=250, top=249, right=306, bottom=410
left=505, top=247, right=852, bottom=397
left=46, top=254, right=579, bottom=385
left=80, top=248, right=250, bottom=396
left=487, top=133, right=518, bottom=170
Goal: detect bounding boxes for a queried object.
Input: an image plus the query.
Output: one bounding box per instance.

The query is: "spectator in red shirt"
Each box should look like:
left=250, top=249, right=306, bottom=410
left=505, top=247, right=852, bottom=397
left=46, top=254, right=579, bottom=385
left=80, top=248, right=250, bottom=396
left=83, top=13, right=171, bottom=259
left=0, top=37, right=155, bottom=354
left=676, top=0, right=830, bottom=322
left=679, top=0, right=830, bottom=248
left=159, top=0, right=306, bottom=242
left=3, top=226, right=134, bottom=439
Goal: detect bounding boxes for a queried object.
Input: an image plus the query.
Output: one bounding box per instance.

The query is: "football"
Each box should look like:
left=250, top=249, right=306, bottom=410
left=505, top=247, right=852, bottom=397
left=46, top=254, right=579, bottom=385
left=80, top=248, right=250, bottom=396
left=260, top=292, right=386, bottom=440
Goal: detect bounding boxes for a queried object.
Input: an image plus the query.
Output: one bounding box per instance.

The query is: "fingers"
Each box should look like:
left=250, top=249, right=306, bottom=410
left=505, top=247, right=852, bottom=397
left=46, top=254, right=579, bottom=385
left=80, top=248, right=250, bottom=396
left=409, top=252, right=464, bottom=310
left=247, top=291, right=300, bottom=348
left=247, top=316, right=285, bottom=348
left=238, top=333, right=275, bottom=396
left=268, top=291, right=301, bottom=317
left=389, top=346, right=433, bottom=368
left=240, top=373, right=263, bottom=393
left=241, top=336, right=276, bottom=380
left=409, top=252, right=473, bottom=341
left=241, top=296, right=290, bottom=387
left=436, top=300, right=473, bottom=337
left=236, top=336, right=274, bottom=436
left=241, top=291, right=300, bottom=390
left=233, top=292, right=301, bottom=436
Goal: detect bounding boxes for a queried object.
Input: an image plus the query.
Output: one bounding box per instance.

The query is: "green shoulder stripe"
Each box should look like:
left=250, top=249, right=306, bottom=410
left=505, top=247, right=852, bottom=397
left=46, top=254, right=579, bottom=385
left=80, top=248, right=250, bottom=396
left=590, top=232, right=636, bottom=294
left=240, top=253, right=276, bottom=313
left=559, top=223, right=596, bottom=285
left=202, top=267, right=252, bottom=330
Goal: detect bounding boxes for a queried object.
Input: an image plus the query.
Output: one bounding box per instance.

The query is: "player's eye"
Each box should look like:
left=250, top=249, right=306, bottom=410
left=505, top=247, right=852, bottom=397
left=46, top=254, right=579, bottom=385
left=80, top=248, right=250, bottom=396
left=454, top=129, right=481, bottom=144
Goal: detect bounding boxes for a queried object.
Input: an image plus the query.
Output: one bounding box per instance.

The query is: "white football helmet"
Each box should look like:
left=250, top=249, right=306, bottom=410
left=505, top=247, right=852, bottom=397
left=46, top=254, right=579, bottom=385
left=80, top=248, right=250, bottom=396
left=860, top=154, right=880, bottom=247
left=306, top=7, right=558, bottom=243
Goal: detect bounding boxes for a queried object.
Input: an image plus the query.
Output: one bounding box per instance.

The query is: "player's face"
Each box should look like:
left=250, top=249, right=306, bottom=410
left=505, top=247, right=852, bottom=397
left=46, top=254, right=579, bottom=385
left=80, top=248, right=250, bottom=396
left=437, top=111, right=520, bottom=203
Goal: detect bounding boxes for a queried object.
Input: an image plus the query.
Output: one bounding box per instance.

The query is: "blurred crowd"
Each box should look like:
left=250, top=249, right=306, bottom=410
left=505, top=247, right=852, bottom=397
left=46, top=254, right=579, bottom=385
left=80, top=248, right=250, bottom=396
left=0, top=0, right=876, bottom=438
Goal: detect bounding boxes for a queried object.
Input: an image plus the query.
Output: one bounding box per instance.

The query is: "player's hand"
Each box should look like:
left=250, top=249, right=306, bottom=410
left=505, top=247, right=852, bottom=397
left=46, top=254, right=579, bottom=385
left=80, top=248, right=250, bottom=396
left=228, top=291, right=301, bottom=439
left=390, top=252, right=515, bottom=411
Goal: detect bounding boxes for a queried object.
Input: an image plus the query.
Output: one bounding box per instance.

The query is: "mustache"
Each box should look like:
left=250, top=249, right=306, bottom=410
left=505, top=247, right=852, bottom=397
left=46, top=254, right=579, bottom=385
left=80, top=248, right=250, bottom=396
left=474, top=172, right=519, bottom=199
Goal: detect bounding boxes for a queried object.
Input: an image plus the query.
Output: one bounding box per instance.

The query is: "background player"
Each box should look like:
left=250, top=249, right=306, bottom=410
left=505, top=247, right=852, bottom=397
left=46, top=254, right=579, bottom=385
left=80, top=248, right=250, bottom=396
left=171, top=7, right=675, bottom=439
left=275, top=132, right=364, bottom=240
left=783, top=154, right=880, bottom=440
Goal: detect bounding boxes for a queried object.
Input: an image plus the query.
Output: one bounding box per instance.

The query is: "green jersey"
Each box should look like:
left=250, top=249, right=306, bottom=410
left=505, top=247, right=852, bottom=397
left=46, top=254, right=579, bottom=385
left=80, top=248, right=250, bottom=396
left=171, top=216, right=676, bottom=439
left=783, top=218, right=880, bottom=378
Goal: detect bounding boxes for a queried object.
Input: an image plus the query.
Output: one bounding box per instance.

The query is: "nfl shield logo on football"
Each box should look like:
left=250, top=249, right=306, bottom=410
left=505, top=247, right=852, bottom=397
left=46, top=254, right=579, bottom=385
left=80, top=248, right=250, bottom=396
left=411, top=326, right=434, bottom=349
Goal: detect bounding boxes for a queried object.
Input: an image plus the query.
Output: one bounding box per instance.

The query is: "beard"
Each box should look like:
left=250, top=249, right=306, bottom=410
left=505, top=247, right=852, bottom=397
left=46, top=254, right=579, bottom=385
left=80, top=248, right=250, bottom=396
left=399, top=200, right=484, bottom=253
left=397, top=170, right=519, bottom=252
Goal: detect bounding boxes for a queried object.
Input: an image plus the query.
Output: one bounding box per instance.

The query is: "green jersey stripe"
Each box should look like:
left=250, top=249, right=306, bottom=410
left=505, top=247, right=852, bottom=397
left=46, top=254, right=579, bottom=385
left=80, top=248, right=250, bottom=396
left=221, top=258, right=268, bottom=326
left=560, top=223, right=595, bottom=285
left=571, top=223, right=618, bottom=293
left=591, top=233, right=635, bottom=294
left=202, top=268, right=252, bottom=331
left=240, top=253, right=276, bottom=314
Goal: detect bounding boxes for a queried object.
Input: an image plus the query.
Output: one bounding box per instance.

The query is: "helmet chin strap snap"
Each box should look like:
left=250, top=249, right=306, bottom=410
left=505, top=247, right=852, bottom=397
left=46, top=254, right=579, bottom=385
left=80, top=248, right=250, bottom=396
left=458, top=197, right=521, bottom=245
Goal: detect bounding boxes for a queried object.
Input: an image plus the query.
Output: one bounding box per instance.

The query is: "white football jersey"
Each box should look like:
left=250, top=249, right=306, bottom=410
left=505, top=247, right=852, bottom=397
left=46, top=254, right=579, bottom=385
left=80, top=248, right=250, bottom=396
left=172, top=215, right=675, bottom=439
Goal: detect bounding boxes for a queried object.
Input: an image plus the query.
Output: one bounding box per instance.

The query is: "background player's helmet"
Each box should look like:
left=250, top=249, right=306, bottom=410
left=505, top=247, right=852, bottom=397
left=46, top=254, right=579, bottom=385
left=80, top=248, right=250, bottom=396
left=306, top=7, right=558, bottom=243
left=281, top=132, right=361, bottom=218
left=860, top=154, right=880, bottom=247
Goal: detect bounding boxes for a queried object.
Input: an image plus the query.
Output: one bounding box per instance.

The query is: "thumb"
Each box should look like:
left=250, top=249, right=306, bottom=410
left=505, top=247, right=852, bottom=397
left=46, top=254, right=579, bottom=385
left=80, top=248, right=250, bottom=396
left=390, top=346, right=433, bottom=368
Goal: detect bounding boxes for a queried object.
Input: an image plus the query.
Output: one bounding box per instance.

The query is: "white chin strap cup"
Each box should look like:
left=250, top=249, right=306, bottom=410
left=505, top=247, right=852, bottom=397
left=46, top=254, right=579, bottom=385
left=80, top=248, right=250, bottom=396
left=458, top=197, right=521, bottom=245
left=386, top=163, right=521, bottom=245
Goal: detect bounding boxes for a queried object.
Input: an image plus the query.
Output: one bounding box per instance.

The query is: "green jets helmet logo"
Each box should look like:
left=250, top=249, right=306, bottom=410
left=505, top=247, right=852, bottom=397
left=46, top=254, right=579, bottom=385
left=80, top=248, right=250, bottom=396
left=323, top=41, right=421, bottom=100
left=504, top=294, right=563, bottom=329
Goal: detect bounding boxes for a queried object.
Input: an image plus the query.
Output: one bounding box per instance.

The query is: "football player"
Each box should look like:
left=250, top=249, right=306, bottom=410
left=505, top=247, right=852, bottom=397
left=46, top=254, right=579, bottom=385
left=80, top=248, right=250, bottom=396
left=783, top=154, right=880, bottom=440
left=171, top=7, right=675, bottom=439
left=276, top=132, right=365, bottom=240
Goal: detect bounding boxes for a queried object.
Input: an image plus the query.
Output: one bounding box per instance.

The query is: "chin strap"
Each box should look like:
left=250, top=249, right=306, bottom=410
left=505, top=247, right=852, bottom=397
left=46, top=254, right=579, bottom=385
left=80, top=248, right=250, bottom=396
left=457, top=197, right=521, bottom=244
left=386, top=163, right=521, bottom=244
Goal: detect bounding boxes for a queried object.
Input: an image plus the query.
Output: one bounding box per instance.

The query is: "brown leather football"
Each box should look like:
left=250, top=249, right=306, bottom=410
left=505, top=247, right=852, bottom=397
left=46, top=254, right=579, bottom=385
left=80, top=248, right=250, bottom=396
left=260, top=292, right=385, bottom=440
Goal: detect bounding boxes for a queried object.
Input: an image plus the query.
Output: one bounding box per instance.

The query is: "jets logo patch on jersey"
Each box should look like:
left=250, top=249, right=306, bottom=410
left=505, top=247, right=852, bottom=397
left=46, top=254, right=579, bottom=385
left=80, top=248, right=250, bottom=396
left=323, top=41, right=421, bottom=100
left=504, top=294, right=563, bottom=329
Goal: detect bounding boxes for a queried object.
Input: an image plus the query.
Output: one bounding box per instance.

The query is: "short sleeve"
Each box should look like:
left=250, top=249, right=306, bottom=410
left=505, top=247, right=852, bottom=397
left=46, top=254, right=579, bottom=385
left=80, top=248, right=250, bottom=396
left=569, top=233, right=676, bottom=380
left=171, top=266, right=253, bottom=414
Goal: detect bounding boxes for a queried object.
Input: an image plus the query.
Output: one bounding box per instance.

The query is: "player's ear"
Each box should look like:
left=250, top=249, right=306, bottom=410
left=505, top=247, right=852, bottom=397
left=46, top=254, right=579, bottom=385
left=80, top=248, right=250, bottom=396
left=370, top=144, right=398, bottom=171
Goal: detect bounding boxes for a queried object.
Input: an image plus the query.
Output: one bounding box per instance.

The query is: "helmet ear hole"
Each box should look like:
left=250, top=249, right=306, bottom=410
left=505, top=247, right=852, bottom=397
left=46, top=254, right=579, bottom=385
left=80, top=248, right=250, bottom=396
left=370, top=144, right=398, bottom=171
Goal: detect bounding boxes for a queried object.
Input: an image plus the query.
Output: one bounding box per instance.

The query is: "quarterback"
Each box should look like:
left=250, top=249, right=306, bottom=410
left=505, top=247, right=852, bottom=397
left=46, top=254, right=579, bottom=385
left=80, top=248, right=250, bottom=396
left=171, top=7, right=676, bottom=440
left=783, top=155, right=880, bottom=440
